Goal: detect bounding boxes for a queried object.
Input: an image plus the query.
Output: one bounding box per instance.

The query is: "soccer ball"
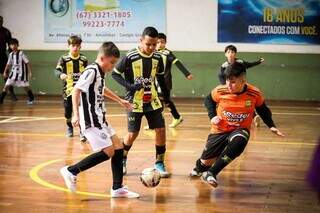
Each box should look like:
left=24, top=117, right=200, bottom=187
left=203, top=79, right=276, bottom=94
left=140, top=167, right=161, bottom=188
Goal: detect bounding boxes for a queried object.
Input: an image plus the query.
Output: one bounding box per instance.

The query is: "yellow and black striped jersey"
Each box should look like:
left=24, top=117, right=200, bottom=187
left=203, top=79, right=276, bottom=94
left=113, top=48, right=165, bottom=112
left=55, top=53, right=88, bottom=99
left=158, top=48, right=191, bottom=90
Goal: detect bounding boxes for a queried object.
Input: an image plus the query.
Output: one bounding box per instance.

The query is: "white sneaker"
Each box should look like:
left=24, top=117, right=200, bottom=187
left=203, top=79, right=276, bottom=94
left=60, top=166, right=77, bottom=193
left=201, top=171, right=218, bottom=188
left=110, top=186, right=139, bottom=198
left=189, top=168, right=202, bottom=177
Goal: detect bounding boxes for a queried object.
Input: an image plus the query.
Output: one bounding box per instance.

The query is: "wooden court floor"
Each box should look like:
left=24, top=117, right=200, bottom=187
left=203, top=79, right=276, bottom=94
left=0, top=97, right=319, bottom=213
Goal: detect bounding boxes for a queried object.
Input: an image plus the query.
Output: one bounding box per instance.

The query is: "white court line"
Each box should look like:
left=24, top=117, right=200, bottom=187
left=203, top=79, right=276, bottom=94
left=0, top=110, right=319, bottom=124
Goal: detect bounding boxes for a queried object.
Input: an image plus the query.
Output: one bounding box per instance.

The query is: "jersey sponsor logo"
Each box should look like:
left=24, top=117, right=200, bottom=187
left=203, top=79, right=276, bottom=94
left=245, top=100, right=252, bottom=107
left=135, top=76, right=152, bottom=88
left=223, top=110, right=250, bottom=122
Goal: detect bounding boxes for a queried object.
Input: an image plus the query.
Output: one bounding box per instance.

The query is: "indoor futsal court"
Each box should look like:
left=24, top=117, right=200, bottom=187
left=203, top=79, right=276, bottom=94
left=1, top=0, right=320, bottom=213
left=0, top=98, right=319, bottom=212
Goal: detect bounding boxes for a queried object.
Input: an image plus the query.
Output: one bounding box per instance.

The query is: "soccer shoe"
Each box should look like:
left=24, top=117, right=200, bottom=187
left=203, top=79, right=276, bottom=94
left=254, top=115, right=260, bottom=127
left=66, top=127, right=73, bottom=137
left=169, top=116, right=183, bottom=128
left=110, top=186, right=139, bottom=198
left=27, top=100, right=33, bottom=105
left=143, top=125, right=150, bottom=130
left=189, top=168, right=202, bottom=177
left=155, top=162, right=171, bottom=178
left=123, top=158, right=127, bottom=175
left=60, top=166, right=77, bottom=193
left=79, top=132, right=87, bottom=143
left=201, top=171, right=218, bottom=188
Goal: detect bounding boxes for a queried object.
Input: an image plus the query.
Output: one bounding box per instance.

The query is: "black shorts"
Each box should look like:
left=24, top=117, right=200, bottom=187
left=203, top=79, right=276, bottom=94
left=127, top=108, right=165, bottom=132
left=201, top=128, right=250, bottom=160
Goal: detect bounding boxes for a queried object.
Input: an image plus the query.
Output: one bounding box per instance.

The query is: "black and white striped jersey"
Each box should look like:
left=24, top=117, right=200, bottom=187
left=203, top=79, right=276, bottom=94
left=75, top=62, right=106, bottom=130
left=7, top=50, right=29, bottom=82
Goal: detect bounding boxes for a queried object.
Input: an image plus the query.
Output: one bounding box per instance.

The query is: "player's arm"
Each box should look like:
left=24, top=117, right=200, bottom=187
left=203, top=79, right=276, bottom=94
left=171, top=52, right=193, bottom=79
left=3, top=63, right=11, bottom=78
left=3, top=53, right=13, bottom=78
left=156, top=56, right=170, bottom=100
left=218, top=66, right=226, bottom=85
left=242, top=58, right=264, bottom=69
left=255, top=102, right=284, bottom=136
left=71, top=87, right=81, bottom=127
left=54, top=57, right=67, bottom=80
left=103, top=87, right=132, bottom=110
left=112, top=56, right=143, bottom=91
left=27, top=63, right=32, bottom=79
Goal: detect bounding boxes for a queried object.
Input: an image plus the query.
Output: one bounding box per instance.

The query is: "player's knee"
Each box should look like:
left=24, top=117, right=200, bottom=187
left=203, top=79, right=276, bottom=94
left=228, top=136, right=248, bottom=158
left=102, top=146, right=114, bottom=158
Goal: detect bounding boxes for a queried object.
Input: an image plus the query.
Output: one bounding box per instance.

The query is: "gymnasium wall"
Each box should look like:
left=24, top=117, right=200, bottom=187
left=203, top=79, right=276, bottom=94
left=3, top=50, right=318, bottom=101
left=0, top=0, right=319, bottom=101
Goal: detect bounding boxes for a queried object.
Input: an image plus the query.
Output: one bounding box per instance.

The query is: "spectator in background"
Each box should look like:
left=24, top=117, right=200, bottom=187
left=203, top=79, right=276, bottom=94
left=0, top=15, right=17, bottom=101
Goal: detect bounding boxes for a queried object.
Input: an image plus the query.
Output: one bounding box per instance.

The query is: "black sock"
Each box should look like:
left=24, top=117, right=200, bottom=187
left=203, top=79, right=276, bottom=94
left=208, top=136, right=248, bottom=176
left=155, top=145, right=166, bottom=164
left=27, top=89, right=34, bottom=101
left=123, top=143, right=132, bottom=159
left=0, top=91, right=7, bottom=103
left=112, top=149, right=123, bottom=190
left=166, top=100, right=180, bottom=119
left=68, top=150, right=110, bottom=176
left=66, top=118, right=73, bottom=128
left=195, top=159, right=210, bottom=173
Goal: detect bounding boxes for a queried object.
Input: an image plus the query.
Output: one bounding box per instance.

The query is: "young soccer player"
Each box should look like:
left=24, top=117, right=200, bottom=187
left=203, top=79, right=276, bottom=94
left=112, top=27, right=171, bottom=178
left=54, top=35, right=88, bottom=140
left=155, top=33, right=194, bottom=128
left=190, top=62, right=284, bottom=188
left=0, top=38, right=34, bottom=104
left=60, top=41, right=139, bottom=198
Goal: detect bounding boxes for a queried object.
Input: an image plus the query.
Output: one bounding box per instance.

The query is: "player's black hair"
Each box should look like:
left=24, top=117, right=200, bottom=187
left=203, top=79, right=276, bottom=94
left=158, top=33, right=167, bottom=41
left=224, top=44, right=237, bottom=53
left=99, top=41, right=120, bottom=58
left=225, top=62, right=246, bottom=79
left=142, top=26, right=158, bottom=38
left=9, top=38, right=19, bottom=46
left=68, top=35, right=82, bottom=45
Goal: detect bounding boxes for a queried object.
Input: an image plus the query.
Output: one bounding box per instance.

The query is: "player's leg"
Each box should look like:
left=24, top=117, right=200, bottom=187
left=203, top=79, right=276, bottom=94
left=110, top=133, right=139, bottom=198
left=23, top=86, right=34, bottom=104
left=190, top=133, right=229, bottom=177
left=64, top=96, right=73, bottom=137
left=146, top=108, right=170, bottom=177
left=60, top=126, right=114, bottom=193
left=122, top=111, right=142, bottom=175
left=0, top=80, right=12, bottom=104
left=203, top=129, right=250, bottom=187
left=163, top=91, right=183, bottom=128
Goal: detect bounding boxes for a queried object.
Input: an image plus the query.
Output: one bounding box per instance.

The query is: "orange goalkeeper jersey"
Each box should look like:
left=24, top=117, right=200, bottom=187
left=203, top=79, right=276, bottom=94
left=211, top=84, right=264, bottom=134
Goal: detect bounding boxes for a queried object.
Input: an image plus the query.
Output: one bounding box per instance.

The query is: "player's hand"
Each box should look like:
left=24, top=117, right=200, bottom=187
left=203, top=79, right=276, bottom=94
left=270, top=127, right=285, bottom=137
left=71, top=114, right=80, bottom=127
left=186, top=74, right=194, bottom=80
left=211, top=116, right=222, bottom=125
left=119, top=99, right=133, bottom=111
left=129, top=83, right=143, bottom=91
left=60, top=73, right=67, bottom=80
left=29, top=73, right=32, bottom=79
left=259, top=58, right=265, bottom=63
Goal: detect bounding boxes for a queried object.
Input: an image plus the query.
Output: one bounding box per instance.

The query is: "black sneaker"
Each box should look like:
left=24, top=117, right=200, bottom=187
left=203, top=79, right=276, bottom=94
left=201, top=171, right=218, bottom=187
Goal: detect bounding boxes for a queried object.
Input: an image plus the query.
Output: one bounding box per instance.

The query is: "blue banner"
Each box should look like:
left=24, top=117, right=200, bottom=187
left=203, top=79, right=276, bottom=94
left=44, top=0, right=166, bottom=43
left=218, top=0, right=320, bottom=44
